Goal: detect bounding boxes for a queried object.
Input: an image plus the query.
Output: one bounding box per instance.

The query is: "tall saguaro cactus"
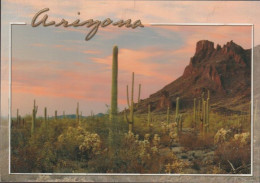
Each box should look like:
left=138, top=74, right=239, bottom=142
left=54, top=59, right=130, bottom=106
left=147, top=104, right=151, bottom=127
left=17, top=109, right=20, bottom=125
left=129, top=72, right=134, bottom=132
left=206, top=90, right=210, bottom=133
left=195, top=90, right=211, bottom=135
left=137, top=84, right=141, bottom=107
left=31, top=99, right=38, bottom=135
left=76, top=102, right=79, bottom=123
left=202, top=100, right=206, bottom=132
left=44, top=107, right=47, bottom=124
left=126, top=72, right=135, bottom=132
left=110, top=45, right=118, bottom=121
left=193, top=98, right=197, bottom=128
left=166, top=105, right=170, bottom=125
left=175, top=97, right=179, bottom=118
left=55, top=110, right=58, bottom=120
left=175, top=97, right=182, bottom=135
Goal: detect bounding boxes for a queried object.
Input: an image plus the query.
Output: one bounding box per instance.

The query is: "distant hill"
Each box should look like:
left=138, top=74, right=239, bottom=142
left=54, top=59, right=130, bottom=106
left=49, top=113, right=105, bottom=119
left=136, top=40, right=251, bottom=114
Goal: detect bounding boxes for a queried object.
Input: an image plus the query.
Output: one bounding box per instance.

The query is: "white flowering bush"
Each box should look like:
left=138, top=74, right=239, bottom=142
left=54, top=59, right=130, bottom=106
left=57, top=126, right=101, bottom=160
left=233, top=132, right=250, bottom=146
left=214, top=128, right=232, bottom=145
left=153, top=134, right=161, bottom=147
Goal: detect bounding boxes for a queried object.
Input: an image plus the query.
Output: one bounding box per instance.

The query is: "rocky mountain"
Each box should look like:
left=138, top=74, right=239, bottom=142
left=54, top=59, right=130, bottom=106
left=136, top=40, right=251, bottom=114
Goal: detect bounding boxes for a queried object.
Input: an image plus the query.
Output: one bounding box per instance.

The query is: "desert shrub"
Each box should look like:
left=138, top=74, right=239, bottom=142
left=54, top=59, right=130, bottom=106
left=214, top=132, right=251, bottom=174
left=160, top=135, right=171, bottom=147
left=179, top=132, right=214, bottom=150
left=57, top=126, right=102, bottom=161
left=214, top=128, right=232, bottom=145
left=164, top=153, right=190, bottom=174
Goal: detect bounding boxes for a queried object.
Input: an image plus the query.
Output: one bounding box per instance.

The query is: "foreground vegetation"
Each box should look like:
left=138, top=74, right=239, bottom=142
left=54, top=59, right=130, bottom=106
left=11, top=108, right=251, bottom=174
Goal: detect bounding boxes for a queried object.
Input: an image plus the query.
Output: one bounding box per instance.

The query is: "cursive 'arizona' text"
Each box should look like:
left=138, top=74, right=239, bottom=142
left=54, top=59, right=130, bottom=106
left=31, top=8, right=144, bottom=41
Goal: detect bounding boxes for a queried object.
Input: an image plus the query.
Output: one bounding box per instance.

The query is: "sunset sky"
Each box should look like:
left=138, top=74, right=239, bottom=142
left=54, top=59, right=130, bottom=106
left=1, top=0, right=259, bottom=117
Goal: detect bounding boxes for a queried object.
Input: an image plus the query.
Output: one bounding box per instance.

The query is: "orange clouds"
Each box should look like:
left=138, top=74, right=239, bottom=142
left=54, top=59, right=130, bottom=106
left=92, top=47, right=176, bottom=82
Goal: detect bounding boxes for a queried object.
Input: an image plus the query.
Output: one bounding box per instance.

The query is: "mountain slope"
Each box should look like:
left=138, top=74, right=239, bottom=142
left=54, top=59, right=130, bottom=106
left=136, top=40, right=251, bottom=114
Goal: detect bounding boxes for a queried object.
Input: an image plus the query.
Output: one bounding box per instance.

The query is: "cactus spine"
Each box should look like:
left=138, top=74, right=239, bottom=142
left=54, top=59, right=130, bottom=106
left=110, top=45, right=118, bottom=121
left=31, top=100, right=38, bottom=134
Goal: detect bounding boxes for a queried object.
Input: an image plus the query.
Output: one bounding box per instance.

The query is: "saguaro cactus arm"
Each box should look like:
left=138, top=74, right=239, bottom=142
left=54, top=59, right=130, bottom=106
left=126, top=85, right=130, bottom=108
left=148, top=104, right=151, bottom=126
left=175, top=97, right=179, bottom=117
left=167, top=105, right=170, bottom=125
left=130, top=72, right=134, bottom=121
left=137, top=84, right=141, bottom=107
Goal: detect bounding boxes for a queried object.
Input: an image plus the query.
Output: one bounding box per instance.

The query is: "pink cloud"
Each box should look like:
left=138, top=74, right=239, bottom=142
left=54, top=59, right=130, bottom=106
left=82, top=50, right=101, bottom=54
left=92, top=47, right=177, bottom=82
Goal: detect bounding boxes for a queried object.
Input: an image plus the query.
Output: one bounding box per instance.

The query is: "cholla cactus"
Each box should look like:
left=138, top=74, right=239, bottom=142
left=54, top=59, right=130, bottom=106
left=169, top=131, right=177, bottom=141
left=151, top=146, right=159, bottom=154
left=234, top=132, right=250, bottom=146
left=161, top=122, right=167, bottom=134
left=165, top=153, right=189, bottom=173
left=153, top=134, right=160, bottom=147
left=79, top=133, right=101, bottom=155
left=58, top=126, right=102, bottom=158
left=165, top=163, right=172, bottom=174
left=144, top=133, right=150, bottom=140
left=138, top=140, right=151, bottom=162
left=214, top=128, right=232, bottom=145
left=124, top=131, right=136, bottom=145
left=135, top=134, right=139, bottom=141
